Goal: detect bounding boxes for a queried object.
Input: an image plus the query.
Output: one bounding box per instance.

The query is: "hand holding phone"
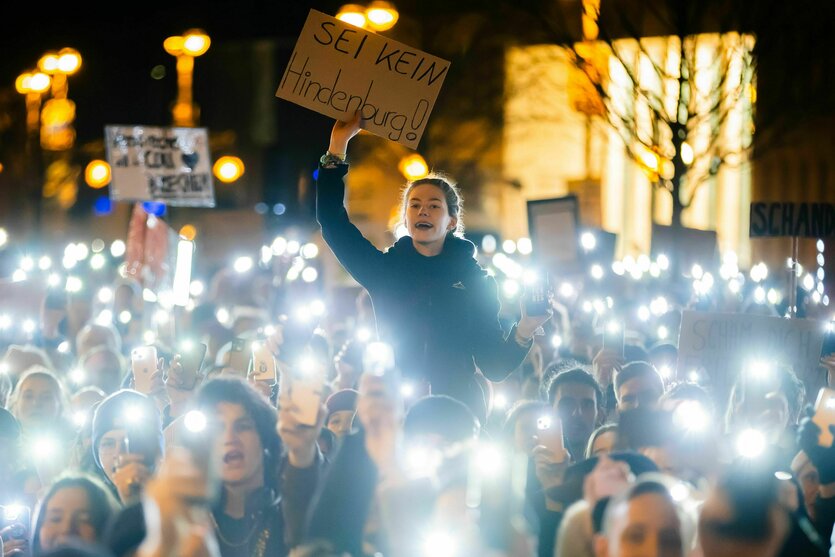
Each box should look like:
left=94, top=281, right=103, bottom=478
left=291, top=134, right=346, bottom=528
left=812, top=387, right=835, bottom=447
left=170, top=342, right=207, bottom=390
left=535, top=413, right=564, bottom=453
left=524, top=273, right=552, bottom=317
left=602, top=320, right=625, bottom=359
left=227, top=338, right=251, bottom=376
left=0, top=505, right=31, bottom=543
left=131, top=346, right=158, bottom=394
left=249, top=342, right=278, bottom=385
left=287, top=355, right=327, bottom=426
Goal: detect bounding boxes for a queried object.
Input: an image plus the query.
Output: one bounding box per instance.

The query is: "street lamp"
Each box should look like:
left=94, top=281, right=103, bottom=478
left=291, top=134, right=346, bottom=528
left=213, top=156, right=245, bottom=183
left=337, top=2, right=399, bottom=31
left=398, top=153, right=428, bottom=180
left=164, top=29, right=211, bottom=127
left=37, top=48, right=82, bottom=151
left=15, top=71, right=51, bottom=135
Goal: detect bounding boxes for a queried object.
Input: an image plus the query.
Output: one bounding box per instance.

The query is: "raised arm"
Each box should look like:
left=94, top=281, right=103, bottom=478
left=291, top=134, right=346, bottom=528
left=317, top=112, right=388, bottom=290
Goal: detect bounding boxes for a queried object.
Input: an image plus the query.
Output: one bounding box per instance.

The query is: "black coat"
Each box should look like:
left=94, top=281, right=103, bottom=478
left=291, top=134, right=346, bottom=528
left=316, top=163, right=531, bottom=418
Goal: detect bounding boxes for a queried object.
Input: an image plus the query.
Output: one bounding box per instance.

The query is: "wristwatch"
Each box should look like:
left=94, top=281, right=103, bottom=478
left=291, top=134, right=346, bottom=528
left=320, top=151, right=347, bottom=168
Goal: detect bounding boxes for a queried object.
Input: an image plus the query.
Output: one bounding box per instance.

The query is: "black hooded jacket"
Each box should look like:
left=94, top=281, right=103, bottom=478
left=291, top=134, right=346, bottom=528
left=316, top=163, right=531, bottom=418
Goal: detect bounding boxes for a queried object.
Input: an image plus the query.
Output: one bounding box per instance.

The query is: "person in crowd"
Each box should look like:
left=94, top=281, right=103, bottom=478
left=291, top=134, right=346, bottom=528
left=795, top=404, right=835, bottom=548
left=31, top=474, right=120, bottom=555
left=586, top=423, right=619, bottom=459
left=593, top=473, right=698, bottom=557
left=91, top=389, right=163, bottom=506
left=503, top=399, right=552, bottom=454
left=77, top=347, right=126, bottom=396
left=194, top=375, right=326, bottom=557
left=330, top=338, right=366, bottom=392
left=75, top=323, right=121, bottom=360
left=6, top=366, right=69, bottom=438
left=541, top=361, right=605, bottom=460
left=1, top=344, right=55, bottom=385
left=0, top=407, right=27, bottom=504
left=315, top=110, right=552, bottom=422
left=613, top=361, right=666, bottom=413
left=324, top=389, right=358, bottom=440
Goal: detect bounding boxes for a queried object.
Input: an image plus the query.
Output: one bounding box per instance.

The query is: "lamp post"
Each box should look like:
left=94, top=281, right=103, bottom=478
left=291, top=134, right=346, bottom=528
left=38, top=48, right=82, bottom=151
left=15, top=70, right=52, bottom=232
left=164, top=29, right=211, bottom=128
left=336, top=1, right=399, bottom=31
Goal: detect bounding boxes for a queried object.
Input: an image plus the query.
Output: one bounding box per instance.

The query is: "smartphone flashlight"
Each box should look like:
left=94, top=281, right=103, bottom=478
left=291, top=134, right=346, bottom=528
left=537, top=416, right=553, bottom=430
left=400, top=382, right=415, bottom=398
left=180, top=339, right=194, bottom=353
left=124, top=405, right=144, bottom=424
left=747, top=360, right=771, bottom=380
left=184, top=410, right=207, bottom=433
left=30, top=437, right=57, bottom=461
left=735, top=428, right=766, bottom=459
left=364, top=342, right=395, bottom=376
left=405, top=445, right=443, bottom=480
left=3, top=504, right=24, bottom=522
left=672, top=401, right=709, bottom=433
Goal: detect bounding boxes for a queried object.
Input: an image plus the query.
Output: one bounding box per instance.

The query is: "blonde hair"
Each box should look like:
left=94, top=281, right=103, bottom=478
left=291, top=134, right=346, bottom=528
left=397, top=172, right=465, bottom=238
left=6, top=366, right=69, bottom=423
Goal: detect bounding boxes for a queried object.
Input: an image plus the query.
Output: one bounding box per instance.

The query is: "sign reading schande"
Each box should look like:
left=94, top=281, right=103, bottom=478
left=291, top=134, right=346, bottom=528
left=276, top=9, right=451, bottom=150
left=105, top=125, right=215, bottom=207
left=749, top=202, right=835, bottom=238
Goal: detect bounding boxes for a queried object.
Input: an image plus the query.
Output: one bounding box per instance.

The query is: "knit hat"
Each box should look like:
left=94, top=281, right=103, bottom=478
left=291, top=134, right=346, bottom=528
left=91, top=389, right=163, bottom=471
left=325, top=389, right=359, bottom=421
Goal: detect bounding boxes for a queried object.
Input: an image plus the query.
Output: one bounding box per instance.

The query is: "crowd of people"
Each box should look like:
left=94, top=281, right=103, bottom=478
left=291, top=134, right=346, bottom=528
left=0, top=115, right=832, bottom=557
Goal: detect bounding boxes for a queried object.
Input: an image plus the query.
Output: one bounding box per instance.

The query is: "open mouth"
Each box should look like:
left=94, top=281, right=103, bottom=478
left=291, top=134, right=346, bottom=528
left=223, top=450, right=244, bottom=465
left=415, top=222, right=433, bottom=230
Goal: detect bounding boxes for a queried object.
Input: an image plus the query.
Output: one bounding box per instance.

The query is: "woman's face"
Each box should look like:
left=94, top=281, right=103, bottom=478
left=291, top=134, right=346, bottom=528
left=15, top=376, right=61, bottom=427
left=404, top=184, right=456, bottom=247
left=98, top=429, right=127, bottom=484
left=326, top=410, right=355, bottom=438
left=604, top=492, right=683, bottom=557
left=591, top=430, right=617, bottom=457
left=213, top=402, right=265, bottom=488
left=39, top=486, right=97, bottom=550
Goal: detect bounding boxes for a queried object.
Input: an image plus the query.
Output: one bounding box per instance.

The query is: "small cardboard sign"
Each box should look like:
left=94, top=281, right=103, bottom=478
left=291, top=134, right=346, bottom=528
left=526, top=195, right=581, bottom=274
left=677, top=310, right=826, bottom=402
left=749, top=202, right=835, bottom=238
left=276, top=9, right=451, bottom=149
left=105, top=125, right=215, bottom=207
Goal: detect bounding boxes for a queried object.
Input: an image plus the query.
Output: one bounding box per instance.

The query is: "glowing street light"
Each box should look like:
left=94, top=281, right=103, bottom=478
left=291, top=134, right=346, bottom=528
left=85, top=160, right=111, bottom=189
left=164, top=29, right=211, bottom=127
left=398, top=153, right=429, bottom=180
left=336, top=4, right=368, bottom=27
left=365, top=1, right=399, bottom=31
left=213, top=156, right=245, bottom=183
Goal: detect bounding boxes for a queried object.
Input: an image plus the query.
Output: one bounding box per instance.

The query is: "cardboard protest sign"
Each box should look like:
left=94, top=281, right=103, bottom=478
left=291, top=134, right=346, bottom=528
left=526, top=195, right=581, bottom=274
left=124, top=203, right=179, bottom=291
left=276, top=9, right=451, bottom=150
left=105, top=125, right=215, bottom=207
left=677, top=310, right=827, bottom=402
left=749, top=202, right=835, bottom=238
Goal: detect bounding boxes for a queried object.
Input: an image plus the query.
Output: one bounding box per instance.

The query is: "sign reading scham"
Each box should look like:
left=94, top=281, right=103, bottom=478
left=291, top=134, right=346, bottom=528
left=749, top=202, right=835, bottom=238
left=105, top=125, right=215, bottom=207
left=276, top=9, right=451, bottom=150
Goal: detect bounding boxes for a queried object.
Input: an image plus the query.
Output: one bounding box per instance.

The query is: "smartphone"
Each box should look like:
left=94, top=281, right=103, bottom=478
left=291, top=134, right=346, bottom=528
left=525, top=273, right=551, bottom=316
left=227, top=338, right=251, bottom=376
left=0, top=505, right=31, bottom=542
left=536, top=413, right=564, bottom=453
left=172, top=342, right=207, bottom=390
left=362, top=342, right=401, bottom=399
left=602, top=320, right=625, bottom=358
left=812, top=387, right=835, bottom=447
left=288, top=355, right=327, bottom=426
left=249, top=342, right=277, bottom=385
left=124, top=428, right=160, bottom=469
left=131, top=346, right=158, bottom=394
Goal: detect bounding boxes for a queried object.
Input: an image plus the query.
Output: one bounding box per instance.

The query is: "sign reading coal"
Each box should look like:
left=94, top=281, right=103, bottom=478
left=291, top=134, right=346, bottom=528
left=749, top=202, right=835, bottom=238
left=677, top=310, right=827, bottom=403
left=276, top=9, right=450, bottom=150
left=105, top=125, right=215, bottom=207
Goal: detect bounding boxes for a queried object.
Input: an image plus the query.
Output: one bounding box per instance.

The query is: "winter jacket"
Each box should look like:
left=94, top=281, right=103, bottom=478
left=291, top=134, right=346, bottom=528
left=316, top=163, right=532, bottom=419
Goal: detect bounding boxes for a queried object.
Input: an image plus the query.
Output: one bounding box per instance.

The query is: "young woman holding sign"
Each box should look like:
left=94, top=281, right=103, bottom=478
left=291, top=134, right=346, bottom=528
left=316, top=111, right=552, bottom=421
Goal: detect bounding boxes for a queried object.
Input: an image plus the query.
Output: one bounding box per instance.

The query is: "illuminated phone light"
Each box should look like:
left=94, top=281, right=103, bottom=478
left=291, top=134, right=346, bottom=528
left=582, top=300, right=593, bottom=313
left=537, top=415, right=552, bottom=430
left=180, top=339, right=194, bottom=352
left=271, top=236, right=287, bottom=256
left=110, top=240, right=126, bottom=258
left=310, top=299, right=326, bottom=316
left=406, top=446, right=443, bottom=479
left=189, top=280, right=204, bottom=297
left=301, top=267, right=319, bottom=283
left=184, top=410, right=207, bottom=433
left=687, top=370, right=700, bottom=383
left=476, top=443, right=505, bottom=477
left=673, top=401, right=709, bottom=432
left=233, top=256, right=253, bottom=274
left=118, top=311, right=132, bottom=324
left=606, top=320, right=620, bottom=333
left=657, top=325, right=669, bottom=340
left=592, top=299, right=606, bottom=315
left=775, top=471, right=793, bottom=481
left=502, top=239, right=517, bottom=254
left=172, top=240, right=194, bottom=307
left=767, top=289, right=782, bottom=305
left=401, top=382, right=415, bottom=398
left=0, top=364, right=9, bottom=374
left=637, top=306, right=650, bottom=322
left=65, top=276, right=83, bottom=293
left=295, top=307, right=312, bottom=322
left=753, top=286, right=766, bottom=303
left=658, top=366, right=672, bottom=379
left=590, top=264, right=604, bottom=280
left=47, top=273, right=61, bottom=287
left=260, top=246, right=273, bottom=265
left=142, top=289, right=158, bottom=303
left=493, top=392, right=508, bottom=410
left=812, top=291, right=822, bottom=304
left=124, top=405, right=143, bottom=423
left=20, top=256, right=34, bottom=272
left=691, top=263, right=704, bottom=279
left=30, top=437, right=57, bottom=460
left=95, top=310, right=113, bottom=326
left=356, top=327, right=372, bottom=342
left=825, top=397, right=835, bottom=409
left=73, top=411, right=87, bottom=427
left=580, top=232, right=596, bottom=251
left=74, top=243, right=89, bottom=260
left=551, top=334, right=563, bottom=349
left=215, top=308, right=230, bottom=325
left=89, top=253, right=106, bottom=270
left=143, top=330, right=156, bottom=344
left=301, top=243, right=319, bottom=259
left=649, top=263, right=661, bottom=277
left=0, top=315, right=10, bottom=330
left=558, top=282, right=575, bottom=298
left=517, top=237, right=533, bottom=255
left=629, top=267, right=643, bottom=281
left=287, top=240, right=301, bottom=255
left=12, top=269, right=27, bottom=282
left=502, top=279, right=520, bottom=298
left=521, top=269, right=538, bottom=285
left=670, top=482, right=690, bottom=502
left=263, top=325, right=276, bottom=337
left=296, top=356, right=316, bottom=376
left=728, top=279, right=741, bottom=294
left=286, top=268, right=300, bottom=282
left=736, top=428, right=766, bottom=459
left=0, top=228, right=7, bottom=248
left=62, top=256, right=77, bottom=270
left=22, top=319, right=36, bottom=334
left=3, top=504, right=23, bottom=521
left=251, top=341, right=261, bottom=353
left=97, top=287, right=114, bottom=304
left=422, top=530, right=457, bottom=557
left=611, top=261, right=625, bottom=276
left=57, top=341, right=70, bottom=354
left=69, top=368, right=85, bottom=384
left=153, top=310, right=169, bottom=325
left=656, top=254, right=670, bottom=270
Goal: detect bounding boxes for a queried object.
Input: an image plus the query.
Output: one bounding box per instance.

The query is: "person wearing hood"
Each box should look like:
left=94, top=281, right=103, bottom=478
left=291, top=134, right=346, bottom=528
left=316, top=111, right=552, bottom=422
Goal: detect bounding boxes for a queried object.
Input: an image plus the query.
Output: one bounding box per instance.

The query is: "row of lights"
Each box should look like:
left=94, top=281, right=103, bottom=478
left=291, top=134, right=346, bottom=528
left=336, top=1, right=399, bottom=31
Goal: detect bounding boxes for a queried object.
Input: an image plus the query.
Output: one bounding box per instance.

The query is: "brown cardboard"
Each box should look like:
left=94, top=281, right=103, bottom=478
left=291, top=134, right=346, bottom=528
left=276, top=9, right=451, bottom=150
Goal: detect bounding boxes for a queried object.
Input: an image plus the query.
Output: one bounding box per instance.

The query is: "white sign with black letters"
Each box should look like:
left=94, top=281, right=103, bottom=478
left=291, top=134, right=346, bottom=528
left=105, top=125, right=215, bottom=207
